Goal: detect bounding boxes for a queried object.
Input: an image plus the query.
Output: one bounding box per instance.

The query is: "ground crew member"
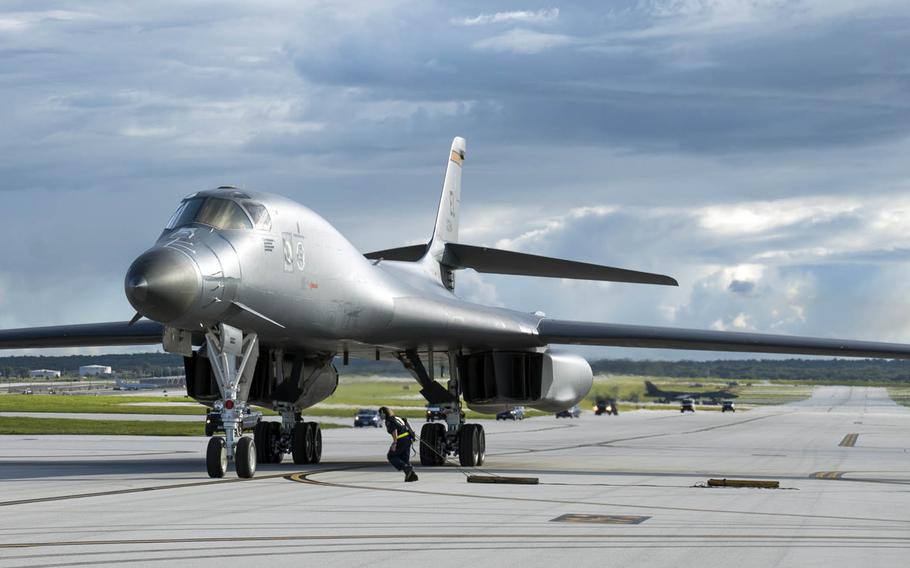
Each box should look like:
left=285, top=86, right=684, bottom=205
left=378, top=406, right=418, bottom=482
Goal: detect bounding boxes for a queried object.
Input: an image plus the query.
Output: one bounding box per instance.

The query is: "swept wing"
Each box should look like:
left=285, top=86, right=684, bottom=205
left=537, top=319, right=910, bottom=359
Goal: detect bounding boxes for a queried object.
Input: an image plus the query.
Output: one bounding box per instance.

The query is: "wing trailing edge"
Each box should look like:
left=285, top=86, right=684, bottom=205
left=0, top=321, right=166, bottom=350
left=537, top=319, right=910, bottom=359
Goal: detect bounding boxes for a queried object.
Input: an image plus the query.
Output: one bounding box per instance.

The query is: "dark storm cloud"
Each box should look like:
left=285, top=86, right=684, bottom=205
left=283, top=1, right=910, bottom=153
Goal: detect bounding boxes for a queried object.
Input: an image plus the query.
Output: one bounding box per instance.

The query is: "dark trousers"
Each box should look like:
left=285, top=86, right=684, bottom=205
left=387, top=439, right=413, bottom=472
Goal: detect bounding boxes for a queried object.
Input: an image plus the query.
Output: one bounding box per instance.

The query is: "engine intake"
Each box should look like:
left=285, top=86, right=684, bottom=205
left=459, top=350, right=593, bottom=413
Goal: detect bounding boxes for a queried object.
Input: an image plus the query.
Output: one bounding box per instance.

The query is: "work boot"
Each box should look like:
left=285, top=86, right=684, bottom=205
left=404, top=469, right=418, bottom=482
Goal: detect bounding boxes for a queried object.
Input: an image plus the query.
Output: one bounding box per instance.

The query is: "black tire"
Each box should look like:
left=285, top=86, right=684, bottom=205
left=268, top=421, right=282, bottom=463
left=420, top=422, right=447, bottom=466
left=475, top=425, right=486, bottom=466
left=235, top=436, right=256, bottom=479
left=432, top=423, right=446, bottom=465
left=292, top=422, right=308, bottom=465
left=307, top=422, right=322, bottom=464
left=254, top=421, right=271, bottom=464
left=420, top=422, right=438, bottom=466
left=206, top=437, right=227, bottom=478
left=303, top=422, right=316, bottom=464
left=458, top=424, right=479, bottom=467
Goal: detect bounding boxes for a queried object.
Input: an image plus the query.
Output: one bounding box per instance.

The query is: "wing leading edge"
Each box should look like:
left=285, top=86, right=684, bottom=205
left=537, top=319, right=910, bottom=359
left=0, top=321, right=165, bottom=350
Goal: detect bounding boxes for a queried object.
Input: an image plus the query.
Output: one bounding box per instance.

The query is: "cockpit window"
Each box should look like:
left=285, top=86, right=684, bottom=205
left=241, top=201, right=272, bottom=231
left=165, top=197, right=253, bottom=231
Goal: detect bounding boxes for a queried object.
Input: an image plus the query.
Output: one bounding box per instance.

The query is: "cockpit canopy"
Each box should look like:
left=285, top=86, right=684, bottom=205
left=165, top=196, right=271, bottom=231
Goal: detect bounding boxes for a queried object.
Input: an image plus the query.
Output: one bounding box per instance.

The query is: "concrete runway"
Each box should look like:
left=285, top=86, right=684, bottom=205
left=1, top=386, right=908, bottom=567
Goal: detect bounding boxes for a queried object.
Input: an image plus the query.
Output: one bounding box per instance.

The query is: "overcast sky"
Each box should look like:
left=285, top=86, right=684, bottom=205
left=3, top=1, right=910, bottom=359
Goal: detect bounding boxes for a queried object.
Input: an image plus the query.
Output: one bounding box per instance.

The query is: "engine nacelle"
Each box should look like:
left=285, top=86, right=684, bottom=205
left=460, top=350, right=593, bottom=414
left=184, top=348, right=337, bottom=410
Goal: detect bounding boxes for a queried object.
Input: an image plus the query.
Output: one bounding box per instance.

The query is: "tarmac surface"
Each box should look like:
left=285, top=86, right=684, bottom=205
left=1, top=386, right=908, bottom=567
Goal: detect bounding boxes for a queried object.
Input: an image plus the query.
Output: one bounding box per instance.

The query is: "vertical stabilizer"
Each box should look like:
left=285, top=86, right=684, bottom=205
left=428, top=136, right=465, bottom=257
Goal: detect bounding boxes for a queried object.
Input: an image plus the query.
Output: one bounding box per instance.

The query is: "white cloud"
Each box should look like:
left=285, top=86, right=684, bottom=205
left=454, top=8, right=559, bottom=27
left=495, top=205, right=617, bottom=250
left=473, top=28, right=575, bottom=54
left=696, top=197, right=861, bottom=236
left=0, top=10, right=97, bottom=33
left=635, top=0, right=908, bottom=38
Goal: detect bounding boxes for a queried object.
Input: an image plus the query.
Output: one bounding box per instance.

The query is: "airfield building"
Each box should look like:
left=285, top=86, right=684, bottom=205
left=79, top=365, right=112, bottom=376
left=29, top=369, right=61, bottom=378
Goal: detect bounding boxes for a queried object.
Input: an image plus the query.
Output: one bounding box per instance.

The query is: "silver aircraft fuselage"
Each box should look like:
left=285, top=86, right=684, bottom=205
left=125, top=188, right=541, bottom=357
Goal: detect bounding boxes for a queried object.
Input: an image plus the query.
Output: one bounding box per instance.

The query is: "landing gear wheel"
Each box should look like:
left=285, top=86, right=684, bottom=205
left=420, top=422, right=446, bottom=466
left=307, top=422, right=322, bottom=464
left=475, top=425, right=485, bottom=466
left=255, top=421, right=282, bottom=464
left=459, top=424, right=480, bottom=467
left=292, top=422, right=309, bottom=465
left=303, top=422, right=316, bottom=463
left=206, top=437, right=227, bottom=478
left=235, top=436, right=257, bottom=479
left=254, top=421, right=271, bottom=464
left=268, top=422, right=283, bottom=463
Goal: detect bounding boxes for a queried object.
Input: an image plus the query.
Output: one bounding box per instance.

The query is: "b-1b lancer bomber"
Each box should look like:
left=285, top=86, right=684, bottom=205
left=3, top=137, right=910, bottom=478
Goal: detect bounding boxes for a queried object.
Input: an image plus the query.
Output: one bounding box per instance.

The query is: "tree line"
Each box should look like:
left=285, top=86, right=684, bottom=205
left=4, top=352, right=910, bottom=382
left=590, top=358, right=910, bottom=382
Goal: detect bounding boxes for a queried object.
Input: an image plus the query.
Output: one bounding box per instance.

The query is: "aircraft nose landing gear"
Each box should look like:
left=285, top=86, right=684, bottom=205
left=204, top=324, right=261, bottom=479
left=206, top=436, right=228, bottom=478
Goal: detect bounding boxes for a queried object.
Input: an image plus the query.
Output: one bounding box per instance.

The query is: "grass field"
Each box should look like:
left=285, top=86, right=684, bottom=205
left=10, top=373, right=898, bottom=428
left=0, top=394, right=209, bottom=415
left=886, top=385, right=910, bottom=408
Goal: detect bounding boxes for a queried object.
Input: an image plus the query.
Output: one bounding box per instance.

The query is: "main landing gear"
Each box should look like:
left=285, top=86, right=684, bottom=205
left=397, top=349, right=485, bottom=468
left=203, top=324, right=322, bottom=479
left=420, top=408, right=486, bottom=467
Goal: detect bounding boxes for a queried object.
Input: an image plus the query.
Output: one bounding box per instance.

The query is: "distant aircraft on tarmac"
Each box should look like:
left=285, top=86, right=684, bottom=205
left=643, top=380, right=736, bottom=402
left=3, top=137, right=910, bottom=479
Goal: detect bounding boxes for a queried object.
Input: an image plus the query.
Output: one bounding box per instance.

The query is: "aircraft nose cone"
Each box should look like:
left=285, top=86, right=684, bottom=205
left=124, top=248, right=201, bottom=323
left=126, top=276, right=149, bottom=302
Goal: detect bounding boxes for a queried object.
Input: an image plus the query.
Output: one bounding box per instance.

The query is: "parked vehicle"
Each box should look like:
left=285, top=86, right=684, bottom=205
left=594, top=398, right=619, bottom=416
left=496, top=406, right=525, bottom=421
left=555, top=405, right=582, bottom=418
left=426, top=405, right=446, bottom=422
left=354, top=408, right=382, bottom=427
left=205, top=410, right=260, bottom=437
left=680, top=398, right=695, bottom=413
left=721, top=400, right=736, bottom=413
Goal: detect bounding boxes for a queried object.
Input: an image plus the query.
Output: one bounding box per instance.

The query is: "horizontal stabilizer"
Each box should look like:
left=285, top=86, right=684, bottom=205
left=0, top=321, right=166, bottom=350
left=443, top=243, right=678, bottom=286
left=364, top=243, right=429, bottom=262
left=537, top=319, right=910, bottom=359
